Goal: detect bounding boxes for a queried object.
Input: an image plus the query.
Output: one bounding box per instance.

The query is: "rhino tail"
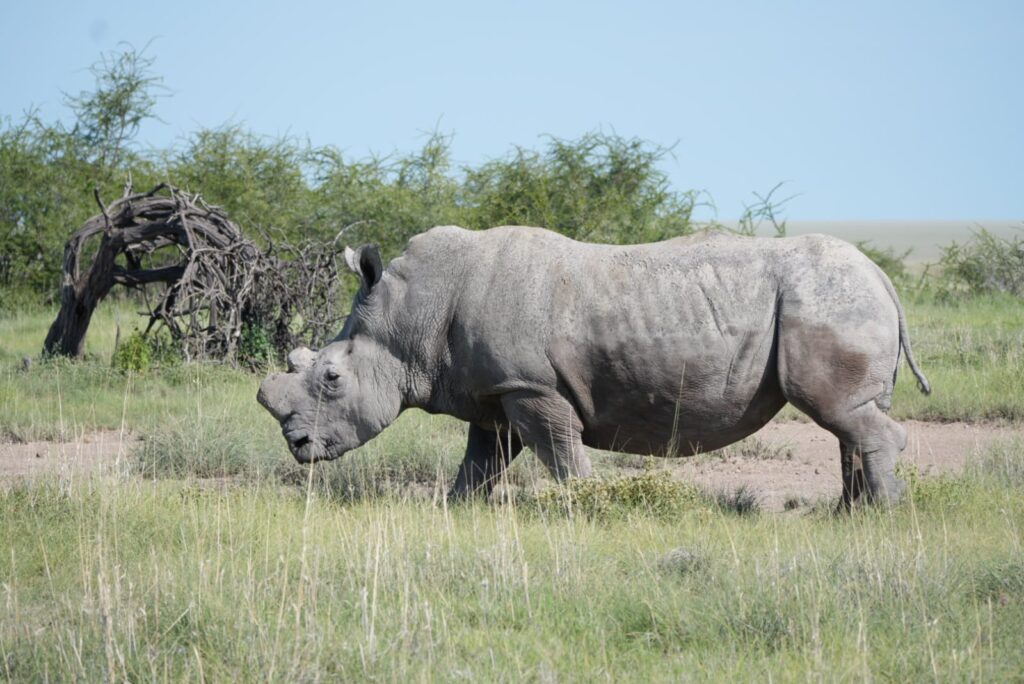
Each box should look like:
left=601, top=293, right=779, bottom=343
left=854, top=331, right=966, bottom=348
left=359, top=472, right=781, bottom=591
left=872, top=263, right=932, bottom=395
left=896, top=297, right=932, bottom=395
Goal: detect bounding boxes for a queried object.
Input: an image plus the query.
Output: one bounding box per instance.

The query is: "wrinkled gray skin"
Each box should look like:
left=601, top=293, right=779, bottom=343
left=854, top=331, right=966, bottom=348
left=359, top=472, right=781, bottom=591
left=257, top=226, right=931, bottom=508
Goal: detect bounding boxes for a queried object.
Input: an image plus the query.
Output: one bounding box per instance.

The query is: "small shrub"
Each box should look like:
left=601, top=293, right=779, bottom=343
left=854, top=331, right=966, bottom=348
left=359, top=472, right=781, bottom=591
left=714, top=485, right=760, bottom=516
left=239, top=323, right=276, bottom=369
left=937, top=228, right=1024, bottom=298
left=527, top=471, right=709, bottom=522
left=658, top=546, right=707, bottom=575
left=712, top=437, right=792, bottom=461
left=147, top=328, right=182, bottom=368
left=111, top=330, right=151, bottom=372
left=898, top=464, right=977, bottom=509
left=856, top=241, right=911, bottom=285
left=110, top=328, right=181, bottom=372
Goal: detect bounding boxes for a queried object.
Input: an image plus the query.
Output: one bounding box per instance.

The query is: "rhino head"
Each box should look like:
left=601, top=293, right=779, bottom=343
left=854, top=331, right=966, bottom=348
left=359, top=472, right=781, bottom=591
left=256, top=244, right=403, bottom=463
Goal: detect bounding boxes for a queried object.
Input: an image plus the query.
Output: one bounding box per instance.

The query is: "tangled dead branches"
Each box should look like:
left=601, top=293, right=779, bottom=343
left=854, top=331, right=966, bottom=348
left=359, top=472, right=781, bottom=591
left=43, top=183, right=350, bottom=364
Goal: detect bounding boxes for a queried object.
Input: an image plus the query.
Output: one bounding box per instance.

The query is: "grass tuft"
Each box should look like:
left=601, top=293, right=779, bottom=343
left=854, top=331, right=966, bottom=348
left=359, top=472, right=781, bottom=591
left=714, top=484, right=761, bottom=515
left=527, top=470, right=710, bottom=522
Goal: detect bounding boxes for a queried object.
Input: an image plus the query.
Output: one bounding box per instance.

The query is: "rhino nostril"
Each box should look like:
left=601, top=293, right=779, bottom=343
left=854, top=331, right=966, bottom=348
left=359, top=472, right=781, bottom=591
left=292, top=435, right=311, bottom=448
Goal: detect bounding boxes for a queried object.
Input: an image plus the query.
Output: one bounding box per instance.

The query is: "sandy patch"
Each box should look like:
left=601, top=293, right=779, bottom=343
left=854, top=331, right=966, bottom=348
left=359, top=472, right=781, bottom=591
left=672, top=420, right=1022, bottom=511
left=0, top=430, right=138, bottom=480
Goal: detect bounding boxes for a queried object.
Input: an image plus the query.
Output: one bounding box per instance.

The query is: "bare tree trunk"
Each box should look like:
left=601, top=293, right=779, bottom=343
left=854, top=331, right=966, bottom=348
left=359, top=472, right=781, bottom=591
left=43, top=219, right=117, bottom=358
left=42, top=183, right=349, bottom=364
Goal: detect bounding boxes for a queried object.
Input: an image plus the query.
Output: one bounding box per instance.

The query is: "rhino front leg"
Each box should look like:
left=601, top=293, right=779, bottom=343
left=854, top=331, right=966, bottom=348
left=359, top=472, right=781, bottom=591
left=448, top=424, right=523, bottom=500
left=502, top=391, right=593, bottom=482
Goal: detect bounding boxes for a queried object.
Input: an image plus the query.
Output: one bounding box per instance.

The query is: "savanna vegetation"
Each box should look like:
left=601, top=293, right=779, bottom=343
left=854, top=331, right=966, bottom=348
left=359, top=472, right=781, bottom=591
left=1, top=47, right=1022, bottom=681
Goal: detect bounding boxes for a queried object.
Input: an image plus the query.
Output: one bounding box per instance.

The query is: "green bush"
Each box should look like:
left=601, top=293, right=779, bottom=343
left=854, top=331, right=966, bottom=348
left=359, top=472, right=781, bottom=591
left=462, top=132, right=696, bottom=244
left=147, top=328, right=182, bottom=367
left=111, top=328, right=181, bottom=372
left=111, top=330, right=151, bottom=372
left=0, top=48, right=163, bottom=295
left=238, top=323, right=275, bottom=369
left=898, top=463, right=979, bottom=509
left=856, top=241, right=912, bottom=286
left=938, top=228, right=1024, bottom=298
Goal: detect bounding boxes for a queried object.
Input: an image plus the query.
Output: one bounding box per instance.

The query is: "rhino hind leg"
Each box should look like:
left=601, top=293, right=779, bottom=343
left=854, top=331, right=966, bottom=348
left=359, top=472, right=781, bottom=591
left=448, top=424, right=524, bottom=500
left=804, top=396, right=907, bottom=506
left=779, top=326, right=907, bottom=506
left=837, top=442, right=867, bottom=512
left=501, top=391, right=593, bottom=481
left=837, top=405, right=907, bottom=505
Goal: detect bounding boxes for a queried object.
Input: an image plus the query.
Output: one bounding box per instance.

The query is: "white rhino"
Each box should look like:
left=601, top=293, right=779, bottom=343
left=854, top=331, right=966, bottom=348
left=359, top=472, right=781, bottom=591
left=257, top=226, right=931, bottom=507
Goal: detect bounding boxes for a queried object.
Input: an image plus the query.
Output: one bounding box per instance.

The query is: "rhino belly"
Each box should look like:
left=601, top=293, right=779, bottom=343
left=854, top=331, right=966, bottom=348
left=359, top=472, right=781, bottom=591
left=580, top=386, right=786, bottom=456
left=553, top=328, right=784, bottom=457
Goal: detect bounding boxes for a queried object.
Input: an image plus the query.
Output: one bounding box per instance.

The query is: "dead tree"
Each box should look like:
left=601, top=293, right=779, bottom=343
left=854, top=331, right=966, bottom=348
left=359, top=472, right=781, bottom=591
left=43, top=183, right=348, bottom=364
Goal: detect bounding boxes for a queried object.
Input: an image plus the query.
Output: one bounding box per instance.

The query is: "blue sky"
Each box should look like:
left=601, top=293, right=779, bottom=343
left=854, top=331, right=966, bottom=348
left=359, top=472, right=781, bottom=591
left=1, top=0, right=1021, bottom=221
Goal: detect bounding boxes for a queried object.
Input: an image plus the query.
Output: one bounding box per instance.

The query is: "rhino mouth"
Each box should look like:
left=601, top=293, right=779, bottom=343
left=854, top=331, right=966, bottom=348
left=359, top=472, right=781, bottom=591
left=283, top=427, right=317, bottom=463
left=283, top=428, right=345, bottom=464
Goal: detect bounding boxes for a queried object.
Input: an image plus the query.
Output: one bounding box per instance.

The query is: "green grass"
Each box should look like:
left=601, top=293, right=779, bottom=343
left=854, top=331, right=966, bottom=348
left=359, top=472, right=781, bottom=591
left=1, top=451, right=1023, bottom=681
left=892, top=294, right=1024, bottom=422
left=2, top=292, right=1024, bottom=680
left=0, top=300, right=263, bottom=443
left=0, top=299, right=130, bottom=362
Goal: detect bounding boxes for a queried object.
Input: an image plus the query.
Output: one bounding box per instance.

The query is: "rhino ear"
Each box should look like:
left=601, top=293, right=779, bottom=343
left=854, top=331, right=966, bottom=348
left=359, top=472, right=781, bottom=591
left=344, top=244, right=383, bottom=293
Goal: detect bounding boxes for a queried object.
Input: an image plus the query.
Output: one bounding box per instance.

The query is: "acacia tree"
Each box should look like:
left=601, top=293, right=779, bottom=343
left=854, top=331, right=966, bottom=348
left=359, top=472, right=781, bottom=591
left=0, top=47, right=162, bottom=298
left=64, top=44, right=164, bottom=176
left=461, top=132, right=697, bottom=243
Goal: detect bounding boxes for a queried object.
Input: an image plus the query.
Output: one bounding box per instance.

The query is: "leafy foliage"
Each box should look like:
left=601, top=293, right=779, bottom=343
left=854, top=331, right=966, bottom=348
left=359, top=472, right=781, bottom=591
left=0, top=46, right=161, bottom=298
left=238, top=323, right=275, bottom=370
left=166, top=126, right=315, bottom=243
left=111, top=328, right=181, bottom=372
left=856, top=241, right=912, bottom=285
left=1, top=49, right=698, bottom=307
left=461, top=132, right=696, bottom=243
left=937, top=228, right=1024, bottom=298
left=733, top=181, right=794, bottom=237
left=110, top=330, right=150, bottom=372
left=308, top=131, right=464, bottom=257
left=64, top=45, right=164, bottom=173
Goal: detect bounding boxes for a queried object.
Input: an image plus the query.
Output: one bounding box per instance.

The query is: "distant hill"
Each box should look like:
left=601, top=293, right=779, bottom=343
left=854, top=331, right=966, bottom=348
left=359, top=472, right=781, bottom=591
left=719, top=220, right=1022, bottom=264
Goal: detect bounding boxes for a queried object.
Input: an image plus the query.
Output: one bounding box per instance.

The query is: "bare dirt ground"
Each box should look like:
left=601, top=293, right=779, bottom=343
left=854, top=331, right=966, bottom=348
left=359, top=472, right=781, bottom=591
left=1, top=421, right=1020, bottom=510
left=0, top=430, right=137, bottom=480
left=672, top=420, right=1023, bottom=511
